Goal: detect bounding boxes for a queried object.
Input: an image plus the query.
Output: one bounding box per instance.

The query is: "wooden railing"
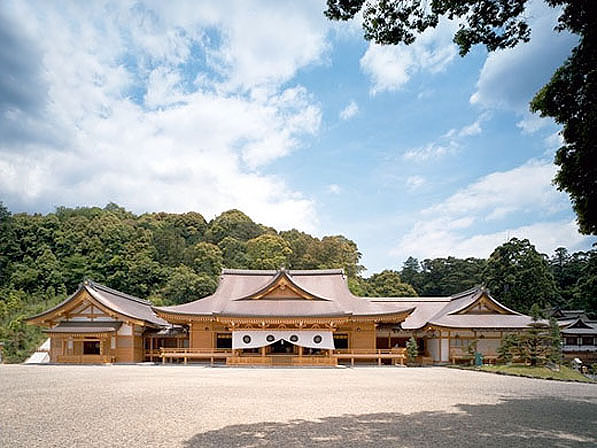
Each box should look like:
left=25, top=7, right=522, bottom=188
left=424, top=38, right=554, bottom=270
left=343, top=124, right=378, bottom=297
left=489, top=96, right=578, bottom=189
left=333, top=348, right=407, bottom=366
left=159, top=348, right=233, bottom=365
left=56, top=354, right=114, bottom=364
left=449, top=348, right=498, bottom=365
left=157, top=347, right=408, bottom=366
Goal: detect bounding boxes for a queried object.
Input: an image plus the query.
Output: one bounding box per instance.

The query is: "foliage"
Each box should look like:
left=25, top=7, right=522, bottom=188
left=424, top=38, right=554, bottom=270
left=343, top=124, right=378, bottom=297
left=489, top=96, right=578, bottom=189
left=496, top=305, right=563, bottom=367
left=365, top=270, right=417, bottom=297
left=458, top=364, right=595, bottom=383
left=161, top=265, right=217, bottom=305
left=548, top=316, right=563, bottom=364
left=497, top=333, right=519, bottom=364
left=0, top=203, right=368, bottom=361
left=325, top=0, right=530, bottom=56
left=417, top=257, right=486, bottom=296
left=530, top=1, right=597, bottom=235
left=484, top=238, right=559, bottom=313
left=406, top=336, right=418, bottom=363
left=325, top=0, right=597, bottom=236
left=246, top=234, right=293, bottom=270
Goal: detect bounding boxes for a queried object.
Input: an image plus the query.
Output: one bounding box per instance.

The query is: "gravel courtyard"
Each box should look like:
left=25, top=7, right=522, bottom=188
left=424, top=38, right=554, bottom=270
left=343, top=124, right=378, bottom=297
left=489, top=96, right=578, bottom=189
left=1, top=365, right=595, bottom=447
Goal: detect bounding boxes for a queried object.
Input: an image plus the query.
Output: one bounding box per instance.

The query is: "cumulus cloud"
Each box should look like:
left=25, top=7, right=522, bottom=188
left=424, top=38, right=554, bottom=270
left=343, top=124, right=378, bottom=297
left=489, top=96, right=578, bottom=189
left=339, top=100, right=358, bottom=120
left=470, top=0, right=577, bottom=128
left=0, top=1, right=331, bottom=231
left=360, top=19, right=458, bottom=94
left=391, top=159, right=593, bottom=260
left=406, top=176, right=426, bottom=191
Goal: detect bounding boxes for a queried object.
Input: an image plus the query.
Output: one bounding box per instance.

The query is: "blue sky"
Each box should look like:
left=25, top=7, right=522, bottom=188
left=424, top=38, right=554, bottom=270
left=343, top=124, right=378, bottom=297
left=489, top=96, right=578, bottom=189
left=0, top=0, right=594, bottom=273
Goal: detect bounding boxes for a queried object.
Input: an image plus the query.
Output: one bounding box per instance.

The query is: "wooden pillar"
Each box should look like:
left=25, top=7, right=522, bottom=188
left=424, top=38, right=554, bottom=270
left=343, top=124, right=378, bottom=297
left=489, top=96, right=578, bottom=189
left=150, top=337, right=154, bottom=362
left=298, top=346, right=303, bottom=358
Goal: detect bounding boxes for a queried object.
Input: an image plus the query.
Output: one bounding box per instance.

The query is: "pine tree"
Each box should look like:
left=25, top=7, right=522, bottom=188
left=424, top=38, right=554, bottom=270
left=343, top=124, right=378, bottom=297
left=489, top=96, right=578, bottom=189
left=548, top=316, right=563, bottom=365
left=406, top=336, right=418, bottom=364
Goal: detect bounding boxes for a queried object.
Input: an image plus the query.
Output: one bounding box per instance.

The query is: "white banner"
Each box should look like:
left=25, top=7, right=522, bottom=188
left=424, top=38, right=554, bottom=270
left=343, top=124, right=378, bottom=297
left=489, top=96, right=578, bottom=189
left=232, top=330, right=335, bottom=350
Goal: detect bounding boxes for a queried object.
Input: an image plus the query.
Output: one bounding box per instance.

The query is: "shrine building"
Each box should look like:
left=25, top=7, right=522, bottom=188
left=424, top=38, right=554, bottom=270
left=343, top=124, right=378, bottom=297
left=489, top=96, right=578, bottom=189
left=27, top=268, right=537, bottom=366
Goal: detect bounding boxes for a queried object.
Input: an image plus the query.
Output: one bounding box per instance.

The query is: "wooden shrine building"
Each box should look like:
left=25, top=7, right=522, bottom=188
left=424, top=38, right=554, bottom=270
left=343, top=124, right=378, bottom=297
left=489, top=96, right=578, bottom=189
left=28, top=269, right=537, bottom=366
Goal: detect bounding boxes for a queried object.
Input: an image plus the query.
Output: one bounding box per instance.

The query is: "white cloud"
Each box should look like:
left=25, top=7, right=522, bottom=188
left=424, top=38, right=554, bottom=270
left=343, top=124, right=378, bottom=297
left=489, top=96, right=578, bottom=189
left=470, top=1, right=577, bottom=123
left=403, top=141, right=459, bottom=162
left=327, top=184, right=342, bottom=194
left=391, top=159, right=593, bottom=260
left=406, top=176, right=426, bottom=191
left=0, top=1, right=329, bottom=232
left=516, top=112, right=551, bottom=134
left=360, top=19, right=458, bottom=94
left=339, top=100, right=359, bottom=120
left=423, top=159, right=564, bottom=218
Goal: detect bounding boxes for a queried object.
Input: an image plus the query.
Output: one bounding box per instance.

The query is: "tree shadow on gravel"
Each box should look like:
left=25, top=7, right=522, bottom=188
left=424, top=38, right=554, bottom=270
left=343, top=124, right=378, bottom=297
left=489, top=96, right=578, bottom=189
left=184, top=396, right=596, bottom=448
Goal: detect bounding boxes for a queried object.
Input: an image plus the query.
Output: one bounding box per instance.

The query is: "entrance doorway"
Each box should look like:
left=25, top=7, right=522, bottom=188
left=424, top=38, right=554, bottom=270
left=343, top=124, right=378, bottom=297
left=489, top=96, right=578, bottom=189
left=83, top=340, right=100, bottom=355
left=269, top=339, right=295, bottom=354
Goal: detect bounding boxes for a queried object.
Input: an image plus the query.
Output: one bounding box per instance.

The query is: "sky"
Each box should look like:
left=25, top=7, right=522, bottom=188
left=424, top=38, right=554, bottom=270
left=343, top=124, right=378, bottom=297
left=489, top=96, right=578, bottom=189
left=0, top=0, right=595, bottom=274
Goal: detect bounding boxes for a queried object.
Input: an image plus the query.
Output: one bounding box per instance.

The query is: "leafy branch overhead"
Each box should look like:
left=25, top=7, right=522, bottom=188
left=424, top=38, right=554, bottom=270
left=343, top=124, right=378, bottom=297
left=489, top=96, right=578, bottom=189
left=325, top=0, right=531, bottom=55
left=325, top=0, right=597, bottom=235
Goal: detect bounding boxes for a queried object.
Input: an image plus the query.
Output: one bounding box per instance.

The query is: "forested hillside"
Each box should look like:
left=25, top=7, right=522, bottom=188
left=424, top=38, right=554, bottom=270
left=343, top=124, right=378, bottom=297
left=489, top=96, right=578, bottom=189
left=0, top=202, right=595, bottom=362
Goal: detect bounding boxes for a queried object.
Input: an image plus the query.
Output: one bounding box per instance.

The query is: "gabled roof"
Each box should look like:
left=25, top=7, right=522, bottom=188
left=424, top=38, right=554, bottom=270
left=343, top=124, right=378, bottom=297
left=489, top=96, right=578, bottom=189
left=367, top=287, right=535, bottom=330
left=154, top=269, right=414, bottom=319
left=561, top=317, right=597, bottom=335
left=27, top=280, right=168, bottom=327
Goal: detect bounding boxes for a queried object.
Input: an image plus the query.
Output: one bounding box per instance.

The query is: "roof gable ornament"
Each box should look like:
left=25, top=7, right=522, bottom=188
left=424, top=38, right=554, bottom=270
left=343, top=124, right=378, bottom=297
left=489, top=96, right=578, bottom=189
left=246, top=270, right=324, bottom=301
left=451, top=289, right=517, bottom=316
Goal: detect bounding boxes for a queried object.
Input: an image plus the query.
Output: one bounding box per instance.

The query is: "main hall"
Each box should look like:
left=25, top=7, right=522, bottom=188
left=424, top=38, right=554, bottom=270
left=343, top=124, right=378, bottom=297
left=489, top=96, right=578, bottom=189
left=28, top=268, right=536, bottom=366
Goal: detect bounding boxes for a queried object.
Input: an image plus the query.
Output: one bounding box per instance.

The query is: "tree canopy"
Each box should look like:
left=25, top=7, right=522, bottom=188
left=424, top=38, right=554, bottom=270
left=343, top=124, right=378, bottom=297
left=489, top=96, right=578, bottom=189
left=325, top=0, right=597, bottom=235
left=483, top=238, right=559, bottom=313
left=1, top=202, right=595, bottom=362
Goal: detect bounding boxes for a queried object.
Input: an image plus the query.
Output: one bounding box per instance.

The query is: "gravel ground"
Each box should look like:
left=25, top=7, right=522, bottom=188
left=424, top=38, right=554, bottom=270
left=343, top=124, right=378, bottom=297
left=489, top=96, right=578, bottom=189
left=1, top=364, right=596, bottom=447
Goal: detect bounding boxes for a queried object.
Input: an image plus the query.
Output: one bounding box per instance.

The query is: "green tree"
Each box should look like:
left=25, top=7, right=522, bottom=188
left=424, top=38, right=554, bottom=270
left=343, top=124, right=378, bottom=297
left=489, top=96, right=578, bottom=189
left=417, top=257, right=486, bottom=296
left=162, top=265, right=217, bottom=304
left=548, top=316, right=563, bottom=364
left=206, top=210, right=264, bottom=244
left=497, top=333, right=519, bottom=364
left=530, top=2, right=597, bottom=234
left=325, top=0, right=597, bottom=235
left=366, top=270, right=417, bottom=297
left=406, top=336, right=418, bottom=364
left=279, top=229, right=318, bottom=269
left=312, top=235, right=364, bottom=278
left=246, top=234, right=293, bottom=270
left=0, top=202, right=15, bottom=282
left=519, top=303, right=551, bottom=366
left=574, top=249, right=597, bottom=318
left=183, top=242, right=223, bottom=277
left=399, top=257, right=422, bottom=293
left=484, top=238, right=559, bottom=313
left=217, top=237, right=250, bottom=269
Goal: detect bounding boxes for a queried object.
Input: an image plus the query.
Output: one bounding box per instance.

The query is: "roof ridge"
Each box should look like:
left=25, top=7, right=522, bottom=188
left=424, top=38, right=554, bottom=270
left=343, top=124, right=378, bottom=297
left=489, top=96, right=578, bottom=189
left=221, top=268, right=345, bottom=276
left=449, top=286, right=483, bottom=300
left=86, top=280, right=151, bottom=305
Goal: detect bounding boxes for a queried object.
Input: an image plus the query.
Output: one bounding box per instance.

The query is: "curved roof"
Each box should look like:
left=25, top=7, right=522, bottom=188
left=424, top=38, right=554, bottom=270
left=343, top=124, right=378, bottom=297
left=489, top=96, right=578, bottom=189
left=27, top=281, right=168, bottom=327
left=367, top=287, right=535, bottom=330
left=154, top=269, right=414, bottom=319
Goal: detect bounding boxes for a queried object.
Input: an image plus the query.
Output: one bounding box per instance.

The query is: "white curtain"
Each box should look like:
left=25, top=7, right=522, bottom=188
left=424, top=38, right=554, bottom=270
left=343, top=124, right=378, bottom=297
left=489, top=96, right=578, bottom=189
left=232, top=330, right=335, bottom=350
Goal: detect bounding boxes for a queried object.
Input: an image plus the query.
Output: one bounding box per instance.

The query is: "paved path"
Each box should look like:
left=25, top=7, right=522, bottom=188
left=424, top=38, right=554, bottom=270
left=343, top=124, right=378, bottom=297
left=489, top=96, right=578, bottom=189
left=1, top=365, right=595, bottom=447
